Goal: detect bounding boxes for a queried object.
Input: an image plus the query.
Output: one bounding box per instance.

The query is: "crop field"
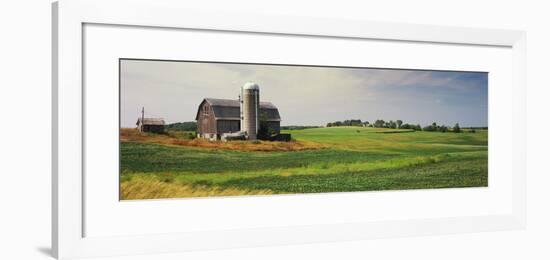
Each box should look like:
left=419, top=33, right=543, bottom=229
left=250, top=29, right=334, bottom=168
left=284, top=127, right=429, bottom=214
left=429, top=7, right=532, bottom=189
left=120, top=127, right=488, bottom=200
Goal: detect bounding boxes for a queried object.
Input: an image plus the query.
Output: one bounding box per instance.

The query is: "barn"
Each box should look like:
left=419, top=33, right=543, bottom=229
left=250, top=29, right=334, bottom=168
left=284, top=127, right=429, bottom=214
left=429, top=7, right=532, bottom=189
left=195, top=98, right=281, bottom=140
left=136, top=118, right=165, bottom=133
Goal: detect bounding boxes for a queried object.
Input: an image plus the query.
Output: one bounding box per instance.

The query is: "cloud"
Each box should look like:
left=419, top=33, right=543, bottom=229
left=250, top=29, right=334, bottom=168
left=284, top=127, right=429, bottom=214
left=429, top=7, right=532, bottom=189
left=120, top=60, right=488, bottom=127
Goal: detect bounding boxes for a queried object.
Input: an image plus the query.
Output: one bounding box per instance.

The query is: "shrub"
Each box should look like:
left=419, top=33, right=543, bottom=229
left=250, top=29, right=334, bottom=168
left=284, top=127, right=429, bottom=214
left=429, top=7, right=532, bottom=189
left=166, top=121, right=197, bottom=131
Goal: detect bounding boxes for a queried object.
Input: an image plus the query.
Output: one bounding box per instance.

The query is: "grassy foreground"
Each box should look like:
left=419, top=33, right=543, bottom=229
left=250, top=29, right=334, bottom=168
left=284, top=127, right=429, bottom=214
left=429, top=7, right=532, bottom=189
left=120, top=127, right=488, bottom=200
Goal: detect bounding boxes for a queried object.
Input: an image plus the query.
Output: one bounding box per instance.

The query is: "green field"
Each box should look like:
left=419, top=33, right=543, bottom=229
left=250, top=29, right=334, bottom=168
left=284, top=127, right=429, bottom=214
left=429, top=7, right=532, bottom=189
left=120, top=127, right=488, bottom=199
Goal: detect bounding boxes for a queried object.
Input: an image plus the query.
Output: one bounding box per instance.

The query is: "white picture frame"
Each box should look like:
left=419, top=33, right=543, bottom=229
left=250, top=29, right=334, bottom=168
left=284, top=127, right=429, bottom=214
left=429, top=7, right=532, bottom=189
left=52, top=0, right=526, bottom=259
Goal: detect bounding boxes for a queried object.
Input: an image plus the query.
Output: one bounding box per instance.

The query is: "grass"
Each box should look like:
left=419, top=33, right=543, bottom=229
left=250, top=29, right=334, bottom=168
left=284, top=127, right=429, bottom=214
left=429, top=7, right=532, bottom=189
left=120, top=127, right=488, bottom=200
left=120, top=175, right=273, bottom=200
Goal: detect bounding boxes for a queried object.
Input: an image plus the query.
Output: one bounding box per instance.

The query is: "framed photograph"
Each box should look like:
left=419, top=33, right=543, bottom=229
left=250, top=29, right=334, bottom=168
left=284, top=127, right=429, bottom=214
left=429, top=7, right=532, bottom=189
left=119, top=59, right=490, bottom=200
left=52, top=0, right=526, bottom=259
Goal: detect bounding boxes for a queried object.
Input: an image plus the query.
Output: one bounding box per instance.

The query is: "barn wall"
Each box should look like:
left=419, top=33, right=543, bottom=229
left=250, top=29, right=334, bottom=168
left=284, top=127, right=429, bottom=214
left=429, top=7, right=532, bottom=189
left=197, top=103, right=216, bottom=135
left=217, top=120, right=240, bottom=134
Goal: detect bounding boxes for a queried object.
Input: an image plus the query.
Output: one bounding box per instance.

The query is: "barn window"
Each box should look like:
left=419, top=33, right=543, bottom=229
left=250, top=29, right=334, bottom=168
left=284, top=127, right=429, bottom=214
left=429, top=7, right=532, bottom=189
left=203, top=105, right=209, bottom=116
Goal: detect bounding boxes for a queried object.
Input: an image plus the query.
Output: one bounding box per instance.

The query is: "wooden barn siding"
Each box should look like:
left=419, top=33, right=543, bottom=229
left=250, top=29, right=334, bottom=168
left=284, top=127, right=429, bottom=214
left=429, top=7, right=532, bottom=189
left=217, top=120, right=240, bottom=134
left=197, top=104, right=217, bottom=134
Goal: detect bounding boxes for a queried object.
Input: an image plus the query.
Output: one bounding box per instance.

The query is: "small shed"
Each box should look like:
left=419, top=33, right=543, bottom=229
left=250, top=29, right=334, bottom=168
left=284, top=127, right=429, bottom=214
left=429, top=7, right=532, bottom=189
left=136, top=118, right=165, bottom=133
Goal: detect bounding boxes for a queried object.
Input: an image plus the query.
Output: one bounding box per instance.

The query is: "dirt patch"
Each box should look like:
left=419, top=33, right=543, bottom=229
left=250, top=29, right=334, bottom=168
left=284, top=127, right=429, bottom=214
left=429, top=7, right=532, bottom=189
left=120, top=128, right=325, bottom=152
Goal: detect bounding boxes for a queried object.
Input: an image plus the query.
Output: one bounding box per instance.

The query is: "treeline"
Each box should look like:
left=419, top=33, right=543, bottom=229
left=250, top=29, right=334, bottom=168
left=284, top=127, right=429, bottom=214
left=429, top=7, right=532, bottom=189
left=326, top=119, right=478, bottom=133
left=371, top=119, right=422, bottom=130
left=422, top=122, right=462, bottom=133
left=326, top=119, right=364, bottom=127
left=325, top=119, right=420, bottom=129
left=166, top=121, right=197, bottom=131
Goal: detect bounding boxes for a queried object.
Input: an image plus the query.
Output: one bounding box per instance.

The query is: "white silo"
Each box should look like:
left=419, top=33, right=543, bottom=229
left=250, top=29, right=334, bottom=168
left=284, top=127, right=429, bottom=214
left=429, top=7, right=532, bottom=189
left=240, top=82, right=260, bottom=140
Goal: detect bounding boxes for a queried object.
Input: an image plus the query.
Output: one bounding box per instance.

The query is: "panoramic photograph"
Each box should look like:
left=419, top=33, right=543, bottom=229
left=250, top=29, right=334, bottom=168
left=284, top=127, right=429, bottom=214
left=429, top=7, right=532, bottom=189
left=119, top=59, right=488, bottom=200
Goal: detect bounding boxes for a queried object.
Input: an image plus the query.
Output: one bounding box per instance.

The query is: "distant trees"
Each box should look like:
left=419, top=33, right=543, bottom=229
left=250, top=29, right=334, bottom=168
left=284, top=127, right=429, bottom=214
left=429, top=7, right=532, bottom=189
left=400, top=123, right=422, bottom=131
left=423, top=122, right=437, bottom=132
left=281, top=125, right=321, bottom=130
left=326, top=118, right=421, bottom=131
left=325, top=118, right=469, bottom=134
left=396, top=120, right=403, bottom=129
left=373, top=119, right=385, bottom=128
left=345, top=119, right=363, bottom=126
left=421, top=122, right=463, bottom=133
left=401, top=123, right=411, bottom=129
left=453, top=123, right=461, bottom=133
left=326, top=119, right=363, bottom=127
left=372, top=119, right=409, bottom=130
left=166, top=121, right=197, bottom=131
left=326, top=121, right=341, bottom=127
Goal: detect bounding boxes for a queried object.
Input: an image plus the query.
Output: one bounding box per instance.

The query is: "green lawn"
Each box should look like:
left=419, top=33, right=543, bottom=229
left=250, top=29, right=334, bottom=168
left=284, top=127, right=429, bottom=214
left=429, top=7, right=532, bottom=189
left=120, top=127, right=488, bottom=199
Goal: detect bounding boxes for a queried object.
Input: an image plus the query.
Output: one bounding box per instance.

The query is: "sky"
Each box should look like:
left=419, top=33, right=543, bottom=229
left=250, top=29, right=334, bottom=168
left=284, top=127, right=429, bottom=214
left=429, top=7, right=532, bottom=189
left=120, top=59, right=488, bottom=128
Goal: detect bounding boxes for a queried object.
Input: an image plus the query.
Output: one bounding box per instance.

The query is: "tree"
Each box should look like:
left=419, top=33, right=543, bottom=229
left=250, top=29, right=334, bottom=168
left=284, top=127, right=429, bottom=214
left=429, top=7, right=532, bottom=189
left=396, top=120, right=403, bottom=129
left=350, top=119, right=362, bottom=126
left=325, top=119, right=364, bottom=127
left=423, top=122, right=438, bottom=132
left=374, top=119, right=385, bottom=128
left=258, top=112, right=276, bottom=140
left=165, top=121, right=197, bottom=132
left=453, top=123, right=461, bottom=133
left=388, top=120, right=397, bottom=129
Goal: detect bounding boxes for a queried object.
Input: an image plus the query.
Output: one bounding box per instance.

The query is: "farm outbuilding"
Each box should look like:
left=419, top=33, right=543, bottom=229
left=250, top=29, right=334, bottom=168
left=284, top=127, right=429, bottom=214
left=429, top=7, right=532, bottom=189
left=195, top=98, right=281, bottom=140
left=136, top=118, right=165, bottom=133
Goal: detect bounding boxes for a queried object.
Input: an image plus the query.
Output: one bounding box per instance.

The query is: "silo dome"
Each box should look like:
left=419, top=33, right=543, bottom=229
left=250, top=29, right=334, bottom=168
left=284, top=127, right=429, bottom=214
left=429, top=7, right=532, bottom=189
left=243, top=82, right=260, bottom=90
